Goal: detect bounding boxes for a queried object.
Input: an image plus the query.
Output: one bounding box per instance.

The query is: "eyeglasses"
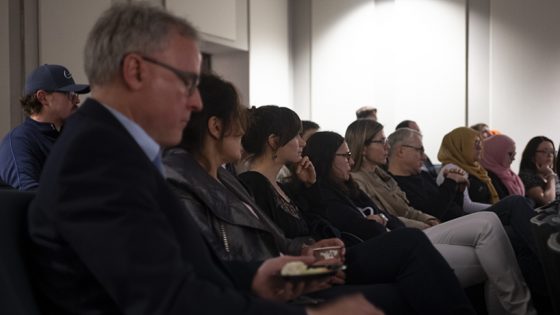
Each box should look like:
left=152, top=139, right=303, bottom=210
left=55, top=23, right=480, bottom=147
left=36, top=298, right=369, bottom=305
left=141, top=55, right=199, bottom=96
left=365, top=137, right=387, bottom=145
left=335, top=151, right=352, bottom=161
left=536, top=150, right=555, bottom=156
left=508, top=152, right=516, bottom=160
left=402, top=144, right=425, bottom=154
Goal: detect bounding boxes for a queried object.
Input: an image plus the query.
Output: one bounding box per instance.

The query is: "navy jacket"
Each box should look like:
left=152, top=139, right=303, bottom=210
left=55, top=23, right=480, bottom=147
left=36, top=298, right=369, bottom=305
left=0, top=118, right=60, bottom=190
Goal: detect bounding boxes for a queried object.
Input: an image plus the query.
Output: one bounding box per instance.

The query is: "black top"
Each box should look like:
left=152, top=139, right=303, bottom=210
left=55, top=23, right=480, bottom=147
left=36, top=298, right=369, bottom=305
left=485, top=171, right=510, bottom=200
left=519, top=169, right=560, bottom=206
left=467, top=175, right=494, bottom=204
left=391, top=171, right=466, bottom=222
left=238, top=171, right=312, bottom=238
left=301, top=179, right=404, bottom=243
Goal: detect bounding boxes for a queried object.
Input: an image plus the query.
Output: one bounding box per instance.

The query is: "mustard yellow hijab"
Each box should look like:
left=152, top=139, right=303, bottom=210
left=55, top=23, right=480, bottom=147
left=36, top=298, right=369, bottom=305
left=438, top=127, right=499, bottom=204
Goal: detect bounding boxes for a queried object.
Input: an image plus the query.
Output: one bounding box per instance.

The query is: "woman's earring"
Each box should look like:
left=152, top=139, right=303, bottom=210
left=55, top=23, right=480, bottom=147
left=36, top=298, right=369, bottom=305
left=272, top=150, right=278, bottom=160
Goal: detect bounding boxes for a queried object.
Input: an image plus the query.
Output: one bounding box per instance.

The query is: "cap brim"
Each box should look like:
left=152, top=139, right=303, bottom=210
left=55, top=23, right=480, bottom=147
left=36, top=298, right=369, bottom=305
left=57, top=84, right=90, bottom=94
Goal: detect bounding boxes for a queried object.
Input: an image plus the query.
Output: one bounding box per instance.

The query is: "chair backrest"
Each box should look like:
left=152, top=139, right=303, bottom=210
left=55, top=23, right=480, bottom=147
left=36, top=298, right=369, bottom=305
left=0, top=190, right=41, bottom=315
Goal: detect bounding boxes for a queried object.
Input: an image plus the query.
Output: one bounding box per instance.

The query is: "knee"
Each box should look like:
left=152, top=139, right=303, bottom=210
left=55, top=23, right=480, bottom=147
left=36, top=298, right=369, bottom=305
left=474, top=212, right=506, bottom=239
left=504, top=195, right=536, bottom=218
left=502, top=195, right=532, bottom=209
left=475, top=211, right=501, bottom=226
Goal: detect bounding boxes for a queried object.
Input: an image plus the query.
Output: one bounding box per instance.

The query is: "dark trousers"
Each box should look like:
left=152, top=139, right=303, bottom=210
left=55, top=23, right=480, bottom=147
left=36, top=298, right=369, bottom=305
left=486, top=195, right=538, bottom=254
left=313, top=228, right=475, bottom=315
left=485, top=195, right=548, bottom=304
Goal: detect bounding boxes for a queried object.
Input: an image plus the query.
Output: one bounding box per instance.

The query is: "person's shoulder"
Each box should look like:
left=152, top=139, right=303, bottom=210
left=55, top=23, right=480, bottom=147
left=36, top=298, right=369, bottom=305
left=350, top=169, right=367, bottom=182
left=238, top=171, right=267, bottom=184
left=2, top=120, right=35, bottom=140
left=0, top=120, right=43, bottom=153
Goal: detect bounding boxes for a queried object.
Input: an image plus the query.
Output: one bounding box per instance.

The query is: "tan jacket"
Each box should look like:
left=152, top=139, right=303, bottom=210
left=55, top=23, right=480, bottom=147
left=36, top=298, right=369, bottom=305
left=352, top=168, right=436, bottom=229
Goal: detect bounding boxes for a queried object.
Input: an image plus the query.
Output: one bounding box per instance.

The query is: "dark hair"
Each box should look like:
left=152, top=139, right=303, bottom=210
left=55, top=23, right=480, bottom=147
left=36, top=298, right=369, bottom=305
left=345, top=119, right=384, bottom=171
left=355, top=107, right=377, bottom=120
left=519, top=136, right=557, bottom=173
left=180, top=73, right=245, bottom=152
left=304, top=131, right=361, bottom=197
left=242, top=105, right=301, bottom=156
left=395, top=120, right=414, bottom=130
left=301, top=120, right=320, bottom=134
left=305, top=132, right=343, bottom=181
left=470, top=123, right=489, bottom=132
left=19, top=93, right=43, bottom=115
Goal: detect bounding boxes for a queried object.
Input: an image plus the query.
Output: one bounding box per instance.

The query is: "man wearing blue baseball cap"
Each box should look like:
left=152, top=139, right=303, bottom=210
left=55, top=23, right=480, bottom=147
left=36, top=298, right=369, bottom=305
left=0, top=64, right=90, bottom=190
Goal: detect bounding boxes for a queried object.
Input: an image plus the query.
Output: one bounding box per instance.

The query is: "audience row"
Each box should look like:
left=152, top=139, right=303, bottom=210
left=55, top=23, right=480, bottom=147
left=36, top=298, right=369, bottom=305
left=0, top=3, right=557, bottom=314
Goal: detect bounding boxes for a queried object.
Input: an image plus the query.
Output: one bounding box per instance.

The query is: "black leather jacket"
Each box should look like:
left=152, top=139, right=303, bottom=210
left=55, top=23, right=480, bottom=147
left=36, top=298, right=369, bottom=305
left=163, top=148, right=312, bottom=262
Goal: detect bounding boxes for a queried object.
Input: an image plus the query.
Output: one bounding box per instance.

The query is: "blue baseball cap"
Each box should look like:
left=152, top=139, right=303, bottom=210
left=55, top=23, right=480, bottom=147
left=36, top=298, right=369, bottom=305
left=24, top=64, right=90, bottom=95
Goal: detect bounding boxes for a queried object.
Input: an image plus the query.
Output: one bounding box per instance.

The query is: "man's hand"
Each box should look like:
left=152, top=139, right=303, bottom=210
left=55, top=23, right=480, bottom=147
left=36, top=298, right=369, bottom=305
left=306, top=294, right=385, bottom=315
left=251, top=256, right=331, bottom=301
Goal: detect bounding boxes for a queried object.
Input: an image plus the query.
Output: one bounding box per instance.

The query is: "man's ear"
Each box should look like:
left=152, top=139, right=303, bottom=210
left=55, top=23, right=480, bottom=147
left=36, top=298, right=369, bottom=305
left=395, top=145, right=405, bottom=159
left=35, top=90, right=50, bottom=107
left=121, top=54, right=145, bottom=90
left=208, top=116, right=222, bottom=139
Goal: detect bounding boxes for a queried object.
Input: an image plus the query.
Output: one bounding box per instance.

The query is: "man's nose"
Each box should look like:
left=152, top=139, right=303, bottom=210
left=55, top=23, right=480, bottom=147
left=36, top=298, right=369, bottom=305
left=188, top=88, right=203, bottom=112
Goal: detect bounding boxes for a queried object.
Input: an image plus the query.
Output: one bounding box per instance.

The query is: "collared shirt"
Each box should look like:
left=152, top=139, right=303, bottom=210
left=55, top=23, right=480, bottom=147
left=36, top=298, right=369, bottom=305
left=102, top=104, right=162, bottom=172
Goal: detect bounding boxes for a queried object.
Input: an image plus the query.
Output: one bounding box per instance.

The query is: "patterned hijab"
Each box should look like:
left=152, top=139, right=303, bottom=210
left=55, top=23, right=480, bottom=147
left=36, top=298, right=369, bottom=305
left=480, top=135, right=525, bottom=196
left=438, top=127, right=499, bottom=204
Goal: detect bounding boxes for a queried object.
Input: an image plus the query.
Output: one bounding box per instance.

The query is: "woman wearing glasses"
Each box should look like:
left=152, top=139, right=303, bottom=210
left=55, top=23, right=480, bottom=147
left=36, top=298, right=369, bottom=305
left=345, top=120, right=438, bottom=229
left=519, top=136, right=559, bottom=207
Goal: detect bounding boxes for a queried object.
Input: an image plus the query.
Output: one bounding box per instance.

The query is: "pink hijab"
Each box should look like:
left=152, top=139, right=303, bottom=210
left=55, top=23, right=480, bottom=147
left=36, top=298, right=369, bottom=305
left=480, top=135, right=525, bottom=196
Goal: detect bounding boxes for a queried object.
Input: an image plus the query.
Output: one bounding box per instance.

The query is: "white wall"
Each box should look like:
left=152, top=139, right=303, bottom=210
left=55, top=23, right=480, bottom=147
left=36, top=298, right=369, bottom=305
left=311, top=0, right=376, bottom=134
left=467, top=0, right=490, bottom=126
left=212, top=51, right=250, bottom=105
left=490, top=0, right=560, bottom=171
left=39, top=0, right=112, bottom=101
left=168, top=0, right=249, bottom=51
left=3, top=0, right=560, bottom=167
left=309, top=0, right=466, bottom=161
left=249, top=0, right=292, bottom=108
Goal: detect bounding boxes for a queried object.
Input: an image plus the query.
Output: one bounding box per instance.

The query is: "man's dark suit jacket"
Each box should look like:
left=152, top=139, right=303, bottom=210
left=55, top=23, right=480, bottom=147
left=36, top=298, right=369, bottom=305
left=27, top=99, right=304, bottom=314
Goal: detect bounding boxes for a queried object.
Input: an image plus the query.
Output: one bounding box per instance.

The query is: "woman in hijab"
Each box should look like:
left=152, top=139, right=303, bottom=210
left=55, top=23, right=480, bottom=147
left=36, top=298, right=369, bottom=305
left=480, top=134, right=525, bottom=198
left=437, top=127, right=500, bottom=206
